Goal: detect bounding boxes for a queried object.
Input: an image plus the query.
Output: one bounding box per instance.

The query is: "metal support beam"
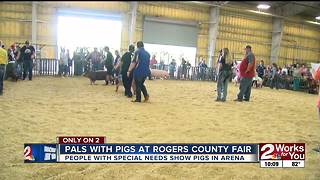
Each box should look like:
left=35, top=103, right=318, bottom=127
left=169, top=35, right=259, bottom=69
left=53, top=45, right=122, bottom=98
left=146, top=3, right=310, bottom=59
left=274, top=2, right=319, bottom=17
left=270, top=17, right=284, bottom=63
left=129, top=1, right=138, bottom=45
left=32, top=2, right=37, bottom=44
left=207, top=7, right=220, bottom=67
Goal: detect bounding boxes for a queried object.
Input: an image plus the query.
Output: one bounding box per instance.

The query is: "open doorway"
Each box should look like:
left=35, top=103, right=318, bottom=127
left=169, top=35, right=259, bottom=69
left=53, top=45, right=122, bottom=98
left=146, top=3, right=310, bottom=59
left=144, top=43, right=197, bottom=66
left=57, top=13, right=122, bottom=59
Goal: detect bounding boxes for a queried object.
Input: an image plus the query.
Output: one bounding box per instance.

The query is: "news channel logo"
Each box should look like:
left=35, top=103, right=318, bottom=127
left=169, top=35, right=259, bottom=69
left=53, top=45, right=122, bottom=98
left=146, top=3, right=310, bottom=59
left=260, top=143, right=305, bottom=160
left=24, top=144, right=57, bottom=163
left=259, top=143, right=305, bottom=168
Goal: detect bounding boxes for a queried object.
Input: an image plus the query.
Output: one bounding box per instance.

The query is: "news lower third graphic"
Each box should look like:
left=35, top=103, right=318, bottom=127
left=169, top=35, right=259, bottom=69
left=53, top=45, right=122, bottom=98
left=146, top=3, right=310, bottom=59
left=259, top=143, right=305, bottom=168
left=57, top=143, right=258, bottom=163
left=24, top=136, right=305, bottom=168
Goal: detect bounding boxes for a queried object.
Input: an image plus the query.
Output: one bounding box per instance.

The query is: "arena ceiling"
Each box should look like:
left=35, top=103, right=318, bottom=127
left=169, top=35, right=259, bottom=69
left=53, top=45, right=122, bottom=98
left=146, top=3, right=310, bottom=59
left=184, top=1, right=320, bottom=20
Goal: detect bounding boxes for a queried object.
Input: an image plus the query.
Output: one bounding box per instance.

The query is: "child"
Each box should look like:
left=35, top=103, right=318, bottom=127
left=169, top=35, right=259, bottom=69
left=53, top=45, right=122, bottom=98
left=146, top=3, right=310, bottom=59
left=232, top=62, right=241, bottom=86
left=252, top=73, right=263, bottom=88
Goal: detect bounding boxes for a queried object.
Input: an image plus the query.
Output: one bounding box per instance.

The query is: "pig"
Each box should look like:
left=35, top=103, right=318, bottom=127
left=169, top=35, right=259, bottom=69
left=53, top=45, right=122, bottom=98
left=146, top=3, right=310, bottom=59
left=150, top=69, right=169, bottom=80
left=85, top=70, right=108, bottom=85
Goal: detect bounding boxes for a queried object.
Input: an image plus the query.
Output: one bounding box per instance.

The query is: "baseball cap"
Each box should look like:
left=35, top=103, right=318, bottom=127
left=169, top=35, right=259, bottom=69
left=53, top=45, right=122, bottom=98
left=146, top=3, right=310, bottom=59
left=244, top=45, right=251, bottom=49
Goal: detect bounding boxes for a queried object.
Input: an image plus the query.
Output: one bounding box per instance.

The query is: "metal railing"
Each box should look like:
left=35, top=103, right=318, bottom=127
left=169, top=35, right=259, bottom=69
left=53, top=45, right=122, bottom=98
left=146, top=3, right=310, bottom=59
left=150, top=64, right=218, bottom=81
left=32, top=58, right=74, bottom=76
left=26, top=59, right=318, bottom=94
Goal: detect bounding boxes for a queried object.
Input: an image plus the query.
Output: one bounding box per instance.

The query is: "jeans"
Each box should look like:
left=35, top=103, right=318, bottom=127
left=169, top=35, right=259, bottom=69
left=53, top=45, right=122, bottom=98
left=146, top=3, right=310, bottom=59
left=237, top=77, right=253, bottom=101
left=16, top=62, right=23, bottom=78
left=23, top=60, right=33, bottom=80
left=0, top=64, right=6, bottom=94
left=270, top=76, right=280, bottom=89
left=217, top=71, right=230, bottom=101
left=122, top=72, right=133, bottom=96
left=169, top=70, right=174, bottom=79
left=134, top=76, right=148, bottom=101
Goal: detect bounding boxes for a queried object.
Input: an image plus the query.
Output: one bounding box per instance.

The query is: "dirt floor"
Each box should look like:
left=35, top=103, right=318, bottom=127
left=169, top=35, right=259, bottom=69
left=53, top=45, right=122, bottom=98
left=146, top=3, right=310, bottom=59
left=0, top=76, right=319, bottom=180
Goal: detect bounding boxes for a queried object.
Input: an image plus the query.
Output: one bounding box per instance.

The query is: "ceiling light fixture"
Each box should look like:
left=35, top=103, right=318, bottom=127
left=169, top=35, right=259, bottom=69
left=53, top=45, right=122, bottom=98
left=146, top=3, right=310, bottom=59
left=306, top=20, right=320, bottom=25
left=257, top=4, right=270, bottom=10
left=316, top=16, right=320, bottom=20
left=247, top=10, right=273, bottom=16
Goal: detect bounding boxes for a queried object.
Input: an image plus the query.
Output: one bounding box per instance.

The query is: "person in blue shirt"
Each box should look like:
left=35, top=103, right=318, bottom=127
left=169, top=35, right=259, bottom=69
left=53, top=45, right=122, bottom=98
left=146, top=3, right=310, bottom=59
left=128, top=41, right=150, bottom=103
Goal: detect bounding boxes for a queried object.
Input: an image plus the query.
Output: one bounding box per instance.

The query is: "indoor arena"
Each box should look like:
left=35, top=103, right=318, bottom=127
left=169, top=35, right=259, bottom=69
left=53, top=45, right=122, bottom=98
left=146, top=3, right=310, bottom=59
left=0, top=1, right=319, bottom=180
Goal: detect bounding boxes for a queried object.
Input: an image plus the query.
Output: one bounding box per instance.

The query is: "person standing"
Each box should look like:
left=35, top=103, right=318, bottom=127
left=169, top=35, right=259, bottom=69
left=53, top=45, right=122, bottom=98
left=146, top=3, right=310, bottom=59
left=199, top=59, right=207, bottom=80
left=292, top=64, right=302, bottom=91
left=181, top=58, right=187, bottom=80
left=150, top=55, right=157, bottom=69
left=8, top=44, right=16, bottom=62
left=14, top=44, right=22, bottom=79
left=256, top=60, right=266, bottom=79
left=73, top=48, right=83, bottom=76
left=270, top=63, right=280, bottom=90
left=87, top=47, right=102, bottom=72
left=66, top=49, right=72, bottom=76
left=118, top=45, right=135, bottom=97
left=169, top=59, right=176, bottom=79
left=113, top=50, right=121, bottom=81
left=104, top=46, right=114, bottom=85
left=129, top=41, right=150, bottom=103
left=5, top=44, right=19, bottom=81
left=0, top=41, right=8, bottom=96
left=59, top=48, right=69, bottom=77
left=148, top=55, right=157, bottom=80
left=186, top=61, right=191, bottom=80
left=234, top=45, right=256, bottom=102
left=216, top=48, right=232, bottom=102
left=20, top=40, right=35, bottom=81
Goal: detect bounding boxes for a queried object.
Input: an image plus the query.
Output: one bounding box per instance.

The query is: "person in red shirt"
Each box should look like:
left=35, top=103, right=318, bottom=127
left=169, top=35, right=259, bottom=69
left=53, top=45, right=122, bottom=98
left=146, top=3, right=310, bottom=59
left=150, top=55, right=157, bottom=68
left=148, top=55, right=157, bottom=80
left=234, top=45, right=256, bottom=102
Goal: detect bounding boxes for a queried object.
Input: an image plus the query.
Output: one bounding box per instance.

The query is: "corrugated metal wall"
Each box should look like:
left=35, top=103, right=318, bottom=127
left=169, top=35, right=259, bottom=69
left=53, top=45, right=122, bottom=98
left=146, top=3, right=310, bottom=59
left=0, top=2, right=319, bottom=66
left=137, top=2, right=209, bottom=62
left=0, top=3, right=32, bottom=50
left=37, top=4, right=57, bottom=58
left=279, top=19, right=320, bottom=66
left=217, top=7, right=272, bottom=64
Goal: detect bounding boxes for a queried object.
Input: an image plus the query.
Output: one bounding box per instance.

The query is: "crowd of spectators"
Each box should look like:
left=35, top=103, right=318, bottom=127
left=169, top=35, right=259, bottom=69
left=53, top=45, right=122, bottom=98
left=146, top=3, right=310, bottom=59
left=149, top=57, right=318, bottom=94
left=254, top=60, right=317, bottom=94
left=2, top=40, right=318, bottom=95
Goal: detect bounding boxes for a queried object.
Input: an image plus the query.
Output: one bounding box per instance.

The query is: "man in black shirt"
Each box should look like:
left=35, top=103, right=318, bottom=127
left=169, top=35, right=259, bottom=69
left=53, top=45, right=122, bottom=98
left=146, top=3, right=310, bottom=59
left=20, top=41, right=35, bottom=80
left=120, top=45, right=135, bottom=97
